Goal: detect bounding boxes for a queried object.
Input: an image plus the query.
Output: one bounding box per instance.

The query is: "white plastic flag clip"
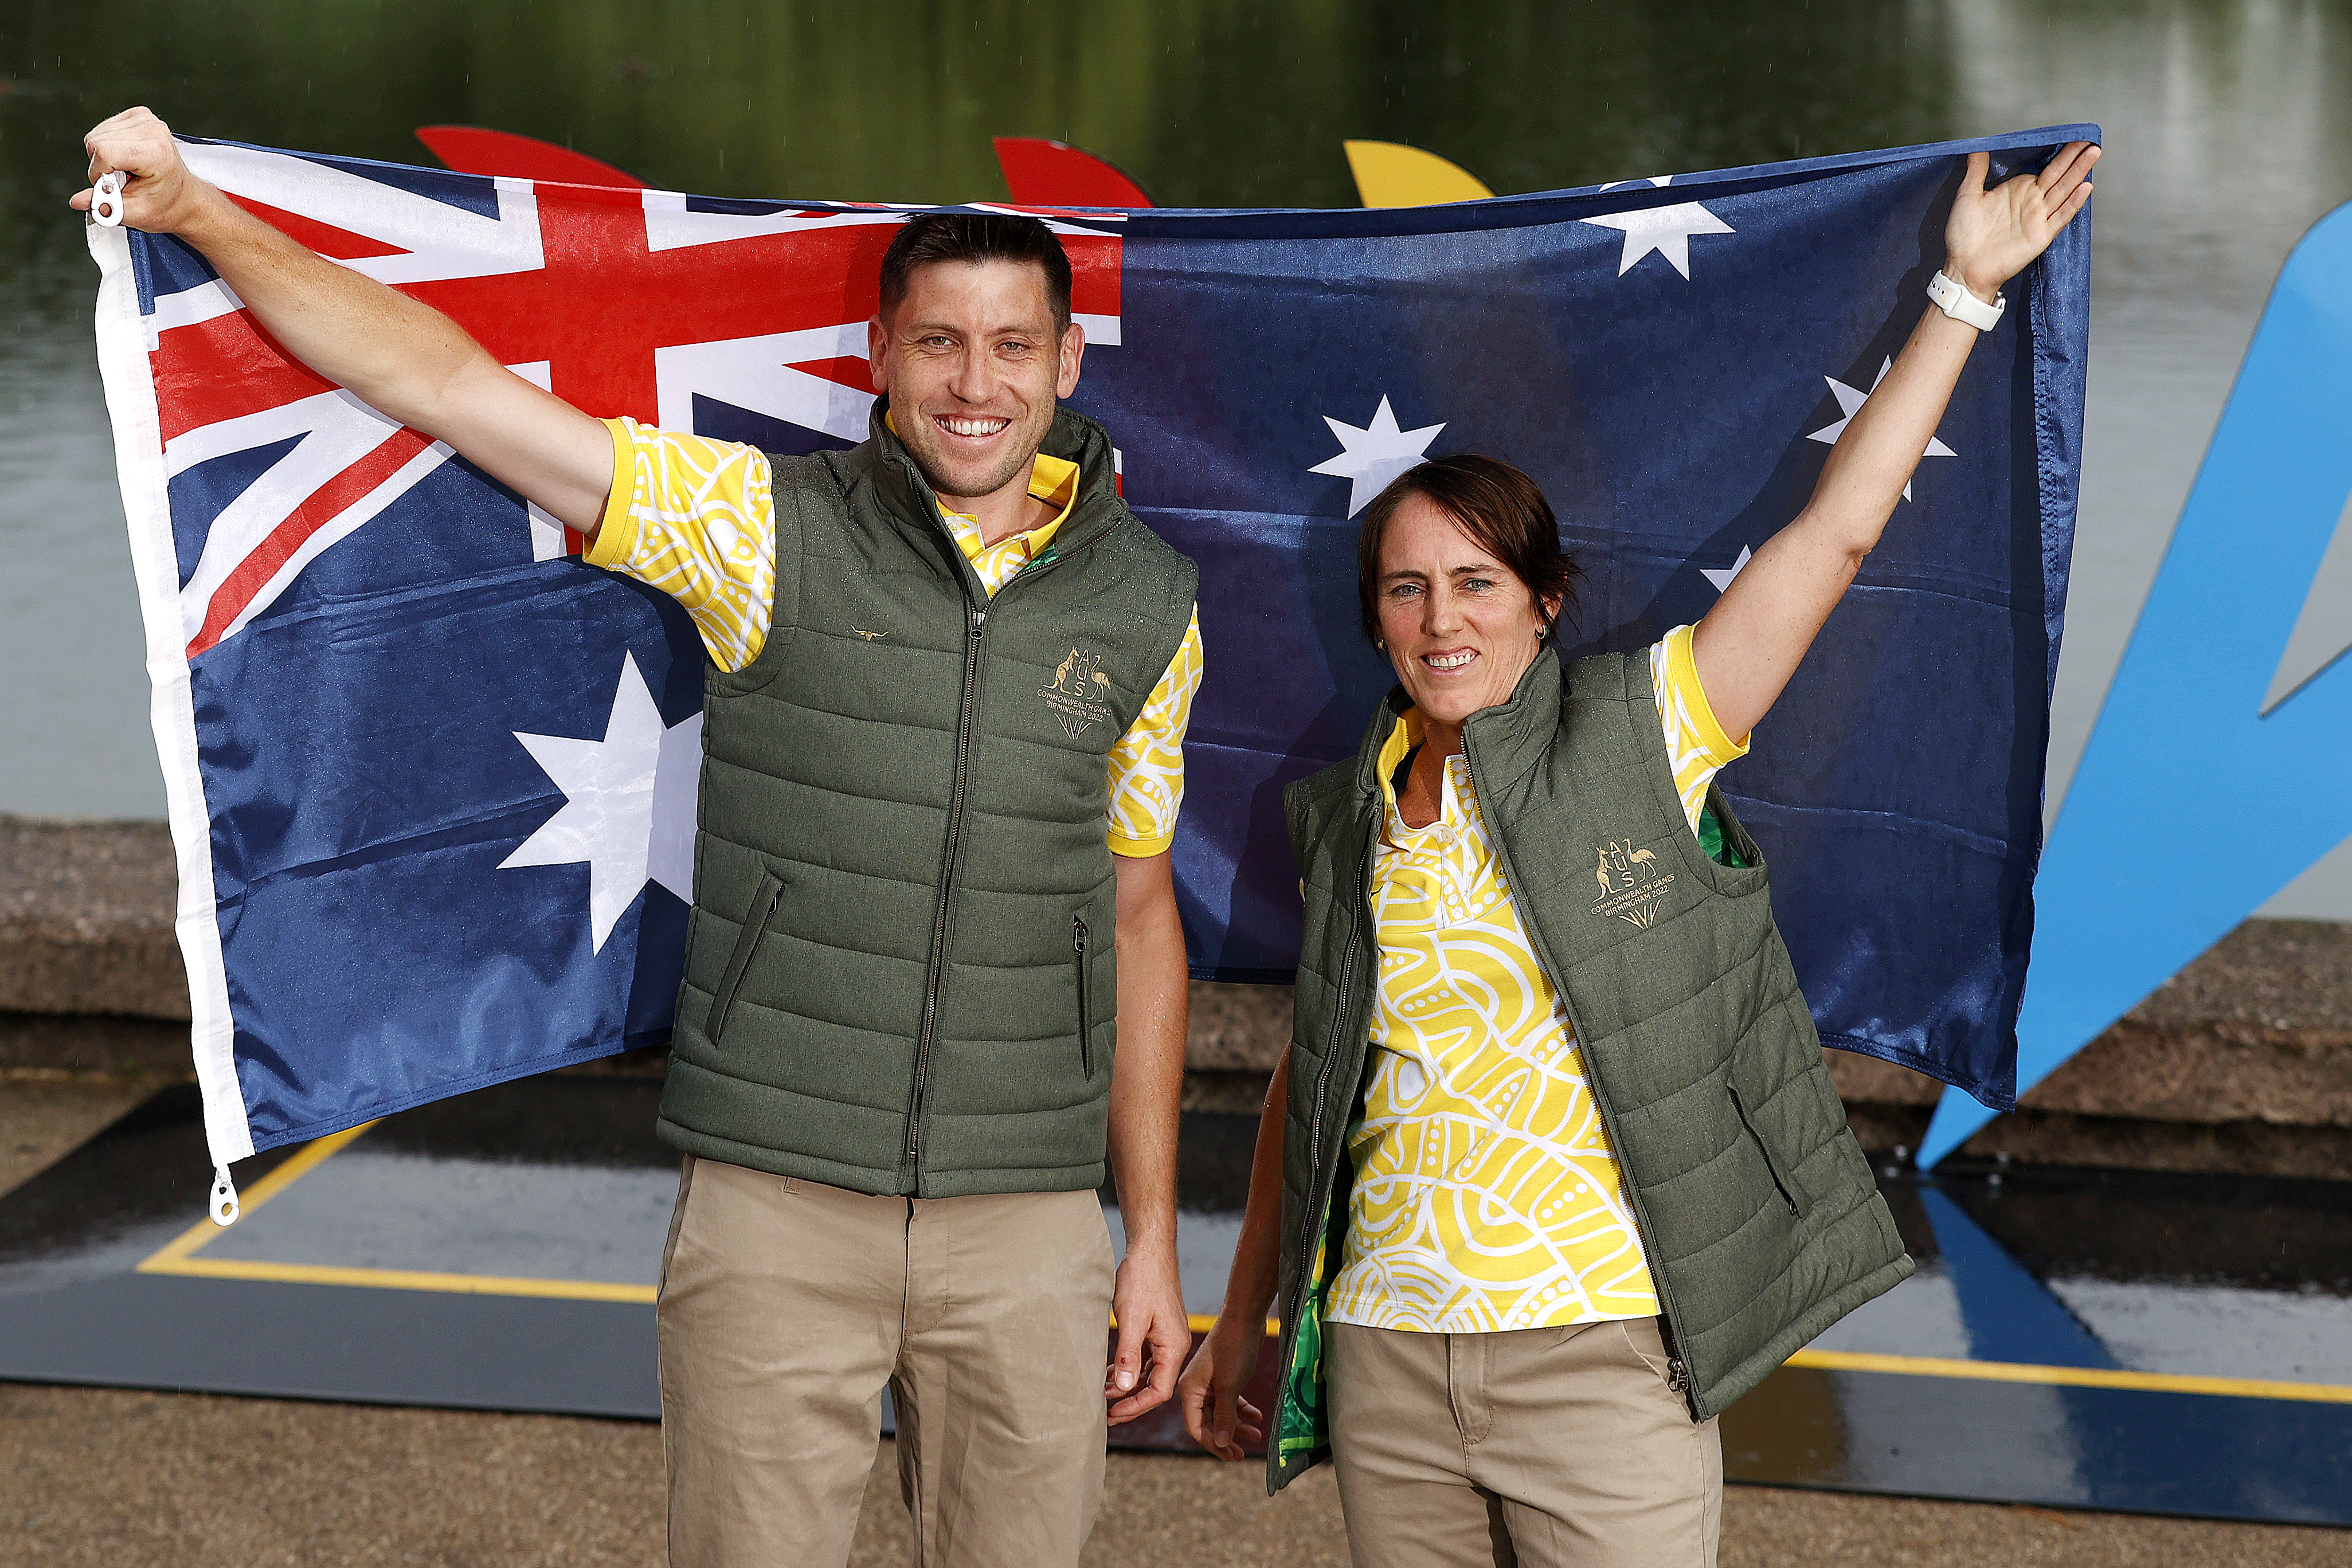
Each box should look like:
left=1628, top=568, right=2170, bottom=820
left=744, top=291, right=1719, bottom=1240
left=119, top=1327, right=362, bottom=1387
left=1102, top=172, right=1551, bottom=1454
left=209, top=1163, right=241, bottom=1228
left=91, top=171, right=128, bottom=228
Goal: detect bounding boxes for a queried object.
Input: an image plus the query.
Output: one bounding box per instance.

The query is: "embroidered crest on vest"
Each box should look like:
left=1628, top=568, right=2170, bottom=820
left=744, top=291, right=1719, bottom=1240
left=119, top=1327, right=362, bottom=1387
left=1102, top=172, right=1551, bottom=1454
left=1041, top=646, right=1116, bottom=738
left=1591, top=838, right=1675, bottom=928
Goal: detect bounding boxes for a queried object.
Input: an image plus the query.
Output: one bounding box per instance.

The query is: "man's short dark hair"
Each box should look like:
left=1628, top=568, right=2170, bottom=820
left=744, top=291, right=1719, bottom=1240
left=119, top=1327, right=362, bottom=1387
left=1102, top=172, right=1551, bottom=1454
left=878, top=213, right=1074, bottom=333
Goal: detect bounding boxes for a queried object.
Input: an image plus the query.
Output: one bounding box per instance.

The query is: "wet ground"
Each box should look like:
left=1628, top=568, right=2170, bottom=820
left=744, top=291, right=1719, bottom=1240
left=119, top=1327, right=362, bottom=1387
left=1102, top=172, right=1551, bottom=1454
left=2, top=1075, right=2346, bottom=1529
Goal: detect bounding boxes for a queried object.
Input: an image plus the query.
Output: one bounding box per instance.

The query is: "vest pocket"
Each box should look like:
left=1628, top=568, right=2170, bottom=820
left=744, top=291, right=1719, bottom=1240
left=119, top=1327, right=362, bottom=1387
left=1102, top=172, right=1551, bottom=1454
left=1727, top=1081, right=1806, bottom=1218
left=707, top=869, right=786, bottom=1046
left=1073, top=914, right=1096, bottom=1079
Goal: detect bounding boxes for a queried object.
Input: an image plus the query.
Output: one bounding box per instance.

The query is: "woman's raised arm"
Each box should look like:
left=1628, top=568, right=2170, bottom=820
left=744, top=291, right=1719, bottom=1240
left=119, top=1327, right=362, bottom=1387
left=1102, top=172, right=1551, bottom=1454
left=1691, top=142, right=2098, bottom=742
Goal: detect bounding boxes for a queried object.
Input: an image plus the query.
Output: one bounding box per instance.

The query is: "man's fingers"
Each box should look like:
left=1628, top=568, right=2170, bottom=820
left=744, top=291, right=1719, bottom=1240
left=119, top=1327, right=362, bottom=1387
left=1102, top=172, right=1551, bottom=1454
left=1106, top=1320, right=1144, bottom=1394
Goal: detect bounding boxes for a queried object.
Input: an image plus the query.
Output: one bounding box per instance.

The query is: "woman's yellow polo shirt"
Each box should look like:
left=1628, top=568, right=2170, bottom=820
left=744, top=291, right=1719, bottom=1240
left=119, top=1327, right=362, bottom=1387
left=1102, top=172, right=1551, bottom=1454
left=1325, top=626, right=1747, bottom=1332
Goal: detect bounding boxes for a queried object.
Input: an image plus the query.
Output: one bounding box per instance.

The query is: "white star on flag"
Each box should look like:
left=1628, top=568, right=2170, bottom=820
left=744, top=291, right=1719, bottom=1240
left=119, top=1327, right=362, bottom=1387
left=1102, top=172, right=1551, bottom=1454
left=1701, top=545, right=1754, bottom=594
left=1809, top=357, right=1956, bottom=501
left=1581, top=177, right=1735, bottom=279
left=500, top=652, right=702, bottom=953
left=1310, top=395, right=1447, bottom=516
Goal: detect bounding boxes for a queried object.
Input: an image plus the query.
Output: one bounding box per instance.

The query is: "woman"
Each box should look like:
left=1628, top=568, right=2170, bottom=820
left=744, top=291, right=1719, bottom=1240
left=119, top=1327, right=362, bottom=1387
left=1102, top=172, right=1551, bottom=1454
left=1178, top=143, right=2096, bottom=1566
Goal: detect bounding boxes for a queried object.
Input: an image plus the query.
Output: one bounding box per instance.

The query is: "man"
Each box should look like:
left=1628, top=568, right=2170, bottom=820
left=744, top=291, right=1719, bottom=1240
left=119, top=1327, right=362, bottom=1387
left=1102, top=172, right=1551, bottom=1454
left=78, top=108, right=1199, bottom=1566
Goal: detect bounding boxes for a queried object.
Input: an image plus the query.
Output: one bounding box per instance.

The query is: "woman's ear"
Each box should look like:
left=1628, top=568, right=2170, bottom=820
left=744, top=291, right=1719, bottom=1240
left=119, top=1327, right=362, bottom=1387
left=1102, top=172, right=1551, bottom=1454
left=1538, top=594, right=1564, bottom=637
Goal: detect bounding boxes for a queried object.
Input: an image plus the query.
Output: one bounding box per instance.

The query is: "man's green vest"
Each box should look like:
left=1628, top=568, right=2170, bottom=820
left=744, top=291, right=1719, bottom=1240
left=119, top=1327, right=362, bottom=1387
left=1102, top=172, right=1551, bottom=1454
left=1267, top=648, right=1912, bottom=1492
left=655, top=405, right=1197, bottom=1198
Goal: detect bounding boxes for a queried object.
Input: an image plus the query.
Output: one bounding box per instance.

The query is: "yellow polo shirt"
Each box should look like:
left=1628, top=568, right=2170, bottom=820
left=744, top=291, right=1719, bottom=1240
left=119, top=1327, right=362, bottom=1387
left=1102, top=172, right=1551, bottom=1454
left=1324, top=626, right=1747, bottom=1332
left=586, top=416, right=1203, bottom=857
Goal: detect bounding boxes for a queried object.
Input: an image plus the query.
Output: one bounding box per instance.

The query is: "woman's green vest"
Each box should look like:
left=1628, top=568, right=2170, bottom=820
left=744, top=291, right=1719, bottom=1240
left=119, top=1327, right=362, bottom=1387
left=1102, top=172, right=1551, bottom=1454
left=654, top=405, right=1197, bottom=1198
left=1267, top=648, right=1912, bottom=1493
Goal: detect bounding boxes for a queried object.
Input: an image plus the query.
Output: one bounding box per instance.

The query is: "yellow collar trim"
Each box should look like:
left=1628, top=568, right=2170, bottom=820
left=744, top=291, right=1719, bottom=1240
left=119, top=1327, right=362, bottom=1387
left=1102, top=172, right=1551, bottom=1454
left=885, top=411, right=1080, bottom=562
left=1375, top=709, right=1426, bottom=804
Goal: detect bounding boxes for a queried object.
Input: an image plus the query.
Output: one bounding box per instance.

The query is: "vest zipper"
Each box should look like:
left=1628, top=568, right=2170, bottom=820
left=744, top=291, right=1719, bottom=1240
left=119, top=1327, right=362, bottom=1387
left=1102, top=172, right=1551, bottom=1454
left=1073, top=915, right=1095, bottom=1078
left=906, top=602, right=989, bottom=1165
left=709, top=872, right=787, bottom=1046
left=1283, top=815, right=1379, bottom=1405
left=1459, top=731, right=1704, bottom=1420
left=1728, top=1083, right=1804, bottom=1216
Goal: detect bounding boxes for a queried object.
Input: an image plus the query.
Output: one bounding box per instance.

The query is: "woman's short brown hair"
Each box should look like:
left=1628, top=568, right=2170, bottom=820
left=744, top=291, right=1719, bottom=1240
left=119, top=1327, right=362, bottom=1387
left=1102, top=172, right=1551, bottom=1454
left=1356, top=454, right=1584, bottom=644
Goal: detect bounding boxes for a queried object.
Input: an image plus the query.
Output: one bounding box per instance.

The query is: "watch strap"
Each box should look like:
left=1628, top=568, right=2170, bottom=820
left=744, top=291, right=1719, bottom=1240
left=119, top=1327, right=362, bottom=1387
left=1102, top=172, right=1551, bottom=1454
left=1928, top=269, right=2006, bottom=331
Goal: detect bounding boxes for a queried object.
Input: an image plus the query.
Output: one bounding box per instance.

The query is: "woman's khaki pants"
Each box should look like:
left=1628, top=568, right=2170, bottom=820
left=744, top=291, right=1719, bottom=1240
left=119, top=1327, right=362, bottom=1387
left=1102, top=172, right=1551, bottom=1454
left=1326, top=1316, right=1722, bottom=1568
left=658, top=1155, right=1117, bottom=1568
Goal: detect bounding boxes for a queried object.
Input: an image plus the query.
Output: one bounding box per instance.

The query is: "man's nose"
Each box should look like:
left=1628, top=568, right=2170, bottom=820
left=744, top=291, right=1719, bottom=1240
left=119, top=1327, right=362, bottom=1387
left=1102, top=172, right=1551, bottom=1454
left=945, top=349, right=996, bottom=403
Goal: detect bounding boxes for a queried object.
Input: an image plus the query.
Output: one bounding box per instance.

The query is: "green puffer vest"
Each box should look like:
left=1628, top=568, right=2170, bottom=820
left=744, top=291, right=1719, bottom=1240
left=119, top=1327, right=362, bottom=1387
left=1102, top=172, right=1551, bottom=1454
left=1266, top=648, right=1912, bottom=1493
left=655, top=404, right=1198, bottom=1198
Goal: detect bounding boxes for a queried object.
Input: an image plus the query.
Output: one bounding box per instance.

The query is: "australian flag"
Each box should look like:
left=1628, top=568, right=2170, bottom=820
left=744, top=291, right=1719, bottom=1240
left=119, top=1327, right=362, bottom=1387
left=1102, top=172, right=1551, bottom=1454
left=89, top=127, right=2093, bottom=1173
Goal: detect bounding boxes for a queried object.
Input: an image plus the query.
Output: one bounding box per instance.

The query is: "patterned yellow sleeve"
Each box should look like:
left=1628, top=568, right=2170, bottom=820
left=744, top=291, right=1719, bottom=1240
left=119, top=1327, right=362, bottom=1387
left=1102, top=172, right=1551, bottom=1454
left=1105, top=606, right=1204, bottom=857
left=584, top=417, right=776, bottom=673
left=1650, top=623, right=1750, bottom=835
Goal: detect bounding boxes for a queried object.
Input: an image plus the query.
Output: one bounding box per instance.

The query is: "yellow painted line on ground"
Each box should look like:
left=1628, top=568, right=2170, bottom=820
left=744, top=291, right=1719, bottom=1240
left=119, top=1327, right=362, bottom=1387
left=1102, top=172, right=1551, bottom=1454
left=138, top=1120, right=658, bottom=1302
left=126, top=1146, right=2352, bottom=1407
left=142, top=1255, right=656, bottom=1303
left=138, top=1122, right=378, bottom=1273
left=1783, top=1348, right=2352, bottom=1405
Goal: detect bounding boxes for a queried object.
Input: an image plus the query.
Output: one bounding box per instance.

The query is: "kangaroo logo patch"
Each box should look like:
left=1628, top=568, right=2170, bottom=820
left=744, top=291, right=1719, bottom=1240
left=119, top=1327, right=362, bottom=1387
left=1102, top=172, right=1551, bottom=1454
left=1041, top=646, right=1116, bottom=738
left=1591, top=838, right=1674, bottom=928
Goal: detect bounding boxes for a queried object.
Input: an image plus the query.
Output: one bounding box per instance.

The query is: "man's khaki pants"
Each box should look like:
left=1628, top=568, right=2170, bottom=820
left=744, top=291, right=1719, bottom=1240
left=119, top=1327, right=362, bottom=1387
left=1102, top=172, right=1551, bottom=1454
left=1326, top=1316, right=1722, bottom=1568
left=658, top=1155, right=1117, bottom=1567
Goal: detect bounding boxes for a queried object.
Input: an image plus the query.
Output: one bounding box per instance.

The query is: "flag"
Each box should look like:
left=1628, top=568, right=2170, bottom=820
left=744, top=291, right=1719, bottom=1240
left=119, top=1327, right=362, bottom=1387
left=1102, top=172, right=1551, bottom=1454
left=89, top=127, right=2092, bottom=1173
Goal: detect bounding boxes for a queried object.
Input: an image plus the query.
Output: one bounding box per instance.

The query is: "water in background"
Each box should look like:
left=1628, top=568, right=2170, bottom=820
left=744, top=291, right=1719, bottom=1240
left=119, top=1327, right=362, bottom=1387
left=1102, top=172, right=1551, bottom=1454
left=5, top=0, right=2350, bottom=908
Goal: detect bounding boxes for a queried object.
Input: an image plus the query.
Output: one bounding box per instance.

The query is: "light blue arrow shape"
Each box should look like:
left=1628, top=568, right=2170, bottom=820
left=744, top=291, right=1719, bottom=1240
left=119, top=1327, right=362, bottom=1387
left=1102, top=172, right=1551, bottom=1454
left=1922, top=199, right=2352, bottom=1167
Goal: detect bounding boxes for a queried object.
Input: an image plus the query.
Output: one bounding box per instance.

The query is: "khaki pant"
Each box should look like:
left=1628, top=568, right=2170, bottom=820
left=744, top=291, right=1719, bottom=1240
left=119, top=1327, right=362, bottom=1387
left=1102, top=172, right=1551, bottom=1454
left=1326, top=1317, right=1722, bottom=1568
left=658, top=1155, right=1117, bottom=1568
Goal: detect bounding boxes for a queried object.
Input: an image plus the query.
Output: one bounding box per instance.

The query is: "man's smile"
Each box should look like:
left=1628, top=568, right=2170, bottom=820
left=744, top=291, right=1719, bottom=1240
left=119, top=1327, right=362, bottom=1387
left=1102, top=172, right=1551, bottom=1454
left=935, top=412, right=1014, bottom=441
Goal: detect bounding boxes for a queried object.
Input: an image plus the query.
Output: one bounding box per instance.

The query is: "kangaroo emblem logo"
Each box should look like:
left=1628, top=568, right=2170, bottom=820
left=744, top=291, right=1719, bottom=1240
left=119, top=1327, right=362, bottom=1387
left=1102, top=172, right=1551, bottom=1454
left=1590, top=838, right=1675, bottom=929
left=1040, top=646, right=1116, bottom=739
left=851, top=627, right=888, bottom=641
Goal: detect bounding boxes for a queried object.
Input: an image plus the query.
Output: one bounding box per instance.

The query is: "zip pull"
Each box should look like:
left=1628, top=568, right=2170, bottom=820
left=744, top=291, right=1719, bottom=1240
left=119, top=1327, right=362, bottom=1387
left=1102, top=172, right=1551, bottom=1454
left=970, top=608, right=988, bottom=639
left=1073, top=914, right=1087, bottom=955
left=209, top=1164, right=241, bottom=1227
left=1666, top=1357, right=1690, bottom=1395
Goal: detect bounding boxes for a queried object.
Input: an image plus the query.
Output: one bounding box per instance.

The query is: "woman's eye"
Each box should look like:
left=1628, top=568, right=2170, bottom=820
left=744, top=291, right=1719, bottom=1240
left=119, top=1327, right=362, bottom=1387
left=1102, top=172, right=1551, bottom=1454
left=1464, top=577, right=1495, bottom=592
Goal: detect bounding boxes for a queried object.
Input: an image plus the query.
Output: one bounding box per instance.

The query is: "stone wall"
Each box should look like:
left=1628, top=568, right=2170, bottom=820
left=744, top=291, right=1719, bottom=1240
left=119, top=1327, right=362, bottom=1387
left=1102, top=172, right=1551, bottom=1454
left=6, top=815, right=2348, bottom=1177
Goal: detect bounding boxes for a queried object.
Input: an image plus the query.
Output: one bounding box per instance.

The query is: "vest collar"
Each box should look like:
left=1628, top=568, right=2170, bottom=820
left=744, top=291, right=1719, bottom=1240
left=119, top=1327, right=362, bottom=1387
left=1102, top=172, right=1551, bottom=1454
left=1352, top=648, right=1565, bottom=799
left=864, top=399, right=1129, bottom=559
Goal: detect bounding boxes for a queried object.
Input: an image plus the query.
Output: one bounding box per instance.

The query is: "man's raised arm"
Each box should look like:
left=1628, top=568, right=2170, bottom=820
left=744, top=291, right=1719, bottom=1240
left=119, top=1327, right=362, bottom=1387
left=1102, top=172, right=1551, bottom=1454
left=74, top=108, right=614, bottom=537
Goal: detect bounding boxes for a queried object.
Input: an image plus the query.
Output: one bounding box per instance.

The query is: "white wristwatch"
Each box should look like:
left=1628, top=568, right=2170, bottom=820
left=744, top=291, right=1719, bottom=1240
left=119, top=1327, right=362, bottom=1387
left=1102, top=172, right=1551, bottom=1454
left=1928, top=269, right=2005, bottom=331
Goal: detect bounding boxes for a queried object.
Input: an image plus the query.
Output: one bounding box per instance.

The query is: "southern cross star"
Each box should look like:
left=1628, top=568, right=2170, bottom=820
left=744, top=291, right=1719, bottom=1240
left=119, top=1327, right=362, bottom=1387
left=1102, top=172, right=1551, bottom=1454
left=500, top=651, right=702, bottom=952
left=1581, top=177, right=1735, bottom=280
left=1809, top=356, right=1956, bottom=501
left=1701, top=545, right=1754, bottom=594
left=1310, top=395, right=1447, bottom=516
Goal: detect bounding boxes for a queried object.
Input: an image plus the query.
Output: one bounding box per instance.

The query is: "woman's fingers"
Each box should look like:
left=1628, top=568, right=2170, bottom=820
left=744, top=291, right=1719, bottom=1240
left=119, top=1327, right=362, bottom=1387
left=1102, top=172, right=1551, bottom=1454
left=2037, top=143, right=2100, bottom=210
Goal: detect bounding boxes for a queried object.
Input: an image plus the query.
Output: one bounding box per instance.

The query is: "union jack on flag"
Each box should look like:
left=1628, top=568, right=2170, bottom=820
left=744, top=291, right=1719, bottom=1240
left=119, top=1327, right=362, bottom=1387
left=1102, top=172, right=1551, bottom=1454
left=93, top=128, right=2095, bottom=1180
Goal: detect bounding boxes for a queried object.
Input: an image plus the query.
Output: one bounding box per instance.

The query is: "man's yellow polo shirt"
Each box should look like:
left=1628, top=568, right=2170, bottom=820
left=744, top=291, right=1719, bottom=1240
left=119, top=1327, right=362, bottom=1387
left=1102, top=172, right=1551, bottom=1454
left=586, top=416, right=1203, bottom=857
left=1324, top=626, right=1747, bottom=1332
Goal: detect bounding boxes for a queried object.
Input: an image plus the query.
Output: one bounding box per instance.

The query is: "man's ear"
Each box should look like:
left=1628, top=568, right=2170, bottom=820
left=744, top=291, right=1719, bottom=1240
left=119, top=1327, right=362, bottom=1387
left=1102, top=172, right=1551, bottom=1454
left=1055, top=319, right=1086, bottom=399
left=867, top=315, right=892, bottom=393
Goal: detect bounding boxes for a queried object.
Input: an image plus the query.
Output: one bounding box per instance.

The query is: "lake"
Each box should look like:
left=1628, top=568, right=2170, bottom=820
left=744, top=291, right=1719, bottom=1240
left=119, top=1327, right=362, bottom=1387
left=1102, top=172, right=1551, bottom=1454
left=5, top=0, right=2351, bottom=910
